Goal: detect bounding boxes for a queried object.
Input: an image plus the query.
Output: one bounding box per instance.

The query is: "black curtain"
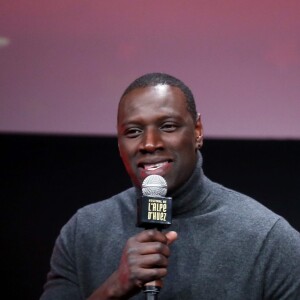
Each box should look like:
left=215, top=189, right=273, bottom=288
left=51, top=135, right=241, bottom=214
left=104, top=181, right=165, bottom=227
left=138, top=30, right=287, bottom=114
left=2, top=134, right=299, bottom=300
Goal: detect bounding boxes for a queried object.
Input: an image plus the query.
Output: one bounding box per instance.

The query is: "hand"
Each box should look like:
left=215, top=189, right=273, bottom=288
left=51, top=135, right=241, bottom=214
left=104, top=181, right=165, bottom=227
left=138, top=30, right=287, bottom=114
left=117, top=229, right=178, bottom=296
left=88, top=230, right=177, bottom=299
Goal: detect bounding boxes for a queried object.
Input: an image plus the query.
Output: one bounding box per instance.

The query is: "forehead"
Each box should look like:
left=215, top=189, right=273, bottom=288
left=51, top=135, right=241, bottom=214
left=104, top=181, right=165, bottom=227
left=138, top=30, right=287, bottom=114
left=118, top=85, right=189, bottom=122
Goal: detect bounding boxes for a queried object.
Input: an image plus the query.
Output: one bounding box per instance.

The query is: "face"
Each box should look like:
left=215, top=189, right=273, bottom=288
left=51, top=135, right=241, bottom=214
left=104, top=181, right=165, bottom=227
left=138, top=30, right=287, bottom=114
left=117, top=85, right=203, bottom=195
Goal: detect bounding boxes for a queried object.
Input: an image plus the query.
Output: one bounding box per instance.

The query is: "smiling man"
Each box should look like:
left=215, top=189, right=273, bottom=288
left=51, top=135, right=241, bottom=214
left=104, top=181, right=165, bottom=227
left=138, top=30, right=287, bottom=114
left=41, top=73, right=300, bottom=300
left=117, top=82, right=202, bottom=194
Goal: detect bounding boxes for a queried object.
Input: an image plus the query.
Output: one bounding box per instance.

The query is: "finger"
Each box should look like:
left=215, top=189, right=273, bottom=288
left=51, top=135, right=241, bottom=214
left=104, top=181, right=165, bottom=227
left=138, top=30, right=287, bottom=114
left=136, top=253, right=169, bottom=269
left=135, top=265, right=168, bottom=282
left=135, top=229, right=168, bottom=243
left=165, top=231, right=178, bottom=245
left=128, top=241, right=171, bottom=257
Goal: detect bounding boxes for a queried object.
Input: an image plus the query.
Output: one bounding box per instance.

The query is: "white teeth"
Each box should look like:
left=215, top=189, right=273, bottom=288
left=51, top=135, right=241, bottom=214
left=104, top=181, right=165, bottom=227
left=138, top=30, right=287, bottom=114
left=144, top=162, right=165, bottom=170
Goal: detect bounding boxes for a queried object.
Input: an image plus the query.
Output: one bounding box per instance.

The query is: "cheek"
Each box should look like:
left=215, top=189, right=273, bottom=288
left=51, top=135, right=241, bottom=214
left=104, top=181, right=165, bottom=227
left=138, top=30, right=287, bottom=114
left=119, top=143, right=135, bottom=170
left=120, top=153, right=136, bottom=181
left=173, top=134, right=196, bottom=153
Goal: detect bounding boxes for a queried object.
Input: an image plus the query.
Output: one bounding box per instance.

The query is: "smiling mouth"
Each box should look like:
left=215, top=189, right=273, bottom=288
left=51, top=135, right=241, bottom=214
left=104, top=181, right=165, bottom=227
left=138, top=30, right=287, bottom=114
left=143, top=161, right=169, bottom=171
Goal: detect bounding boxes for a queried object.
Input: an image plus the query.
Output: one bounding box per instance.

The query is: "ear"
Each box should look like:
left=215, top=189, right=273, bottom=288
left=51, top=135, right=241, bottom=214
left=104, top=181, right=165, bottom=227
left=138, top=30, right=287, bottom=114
left=195, top=113, right=204, bottom=149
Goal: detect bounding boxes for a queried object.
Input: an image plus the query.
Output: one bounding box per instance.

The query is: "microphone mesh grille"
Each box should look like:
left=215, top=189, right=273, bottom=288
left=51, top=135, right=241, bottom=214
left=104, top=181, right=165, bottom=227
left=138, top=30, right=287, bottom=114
left=142, top=175, right=167, bottom=197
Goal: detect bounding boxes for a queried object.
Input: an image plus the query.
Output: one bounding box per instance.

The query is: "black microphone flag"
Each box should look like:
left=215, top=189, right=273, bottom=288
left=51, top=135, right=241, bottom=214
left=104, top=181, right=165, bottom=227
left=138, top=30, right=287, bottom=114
left=136, top=175, right=172, bottom=229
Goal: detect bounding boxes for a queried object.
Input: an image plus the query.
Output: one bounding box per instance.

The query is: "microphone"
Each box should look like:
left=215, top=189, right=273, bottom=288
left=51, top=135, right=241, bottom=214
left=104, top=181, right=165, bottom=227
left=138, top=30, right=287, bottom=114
left=136, top=175, right=172, bottom=299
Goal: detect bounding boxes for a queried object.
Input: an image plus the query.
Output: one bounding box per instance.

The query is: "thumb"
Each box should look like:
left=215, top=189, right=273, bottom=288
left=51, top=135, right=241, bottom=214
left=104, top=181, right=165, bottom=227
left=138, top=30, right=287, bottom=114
left=165, top=231, right=178, bottom=245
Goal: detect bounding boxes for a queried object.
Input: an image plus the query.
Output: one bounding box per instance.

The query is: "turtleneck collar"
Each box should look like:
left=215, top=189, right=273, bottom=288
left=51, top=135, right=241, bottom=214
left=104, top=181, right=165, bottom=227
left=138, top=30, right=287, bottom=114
left=134, top=151, right=210, bottom=218
left=170, top=151, right=209, bottom=217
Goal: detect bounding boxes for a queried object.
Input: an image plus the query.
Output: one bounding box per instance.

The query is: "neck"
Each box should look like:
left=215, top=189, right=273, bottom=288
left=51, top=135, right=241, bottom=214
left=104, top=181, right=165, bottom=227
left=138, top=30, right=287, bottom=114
left=134, top=151, right=209, bottom=217
left=170, top=151, right=208, bottom=217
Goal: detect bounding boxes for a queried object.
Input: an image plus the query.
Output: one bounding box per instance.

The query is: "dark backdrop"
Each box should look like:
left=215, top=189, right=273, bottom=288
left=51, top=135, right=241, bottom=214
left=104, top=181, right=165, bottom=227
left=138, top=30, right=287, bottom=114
left=2, top=133, right=299, bottom=300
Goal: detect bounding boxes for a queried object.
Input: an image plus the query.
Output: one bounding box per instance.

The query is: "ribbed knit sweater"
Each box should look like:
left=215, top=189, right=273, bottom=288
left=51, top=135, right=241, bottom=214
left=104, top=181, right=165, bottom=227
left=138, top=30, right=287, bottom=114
left=41, top=153, right=300, bottom=299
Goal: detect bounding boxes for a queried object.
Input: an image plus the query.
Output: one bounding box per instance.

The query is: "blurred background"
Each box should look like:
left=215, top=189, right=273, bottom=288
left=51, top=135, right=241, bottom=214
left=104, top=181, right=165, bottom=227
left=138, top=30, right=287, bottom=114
left=1, top=0, right=300, bottom=138
left=1, top=1, right=299, bottom=299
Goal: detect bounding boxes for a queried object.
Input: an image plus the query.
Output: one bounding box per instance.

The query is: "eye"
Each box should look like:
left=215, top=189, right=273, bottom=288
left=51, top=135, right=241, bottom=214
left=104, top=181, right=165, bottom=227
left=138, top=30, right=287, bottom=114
left=161, top=122, right=178, bottom=132
left=124, top=127, right=142, bottom=138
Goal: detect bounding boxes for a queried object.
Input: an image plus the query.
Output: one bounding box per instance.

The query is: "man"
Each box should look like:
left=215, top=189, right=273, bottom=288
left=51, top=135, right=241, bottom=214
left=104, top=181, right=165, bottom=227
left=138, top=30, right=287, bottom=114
left=41, top=73, right=300, bottom=299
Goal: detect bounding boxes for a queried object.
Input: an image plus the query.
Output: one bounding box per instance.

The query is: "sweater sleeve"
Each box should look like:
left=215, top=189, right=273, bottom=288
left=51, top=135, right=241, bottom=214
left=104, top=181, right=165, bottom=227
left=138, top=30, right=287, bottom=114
left=40, top=213, right=83, bottom=300
left=260, top=218, right=300, bottom=300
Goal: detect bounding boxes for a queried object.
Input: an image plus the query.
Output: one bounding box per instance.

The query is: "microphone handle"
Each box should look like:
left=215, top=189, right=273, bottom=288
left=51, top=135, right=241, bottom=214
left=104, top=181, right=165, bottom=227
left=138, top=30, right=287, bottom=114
left=143, top=227, right=163, bottom=300
left=143, top=280, right=162, bottom=300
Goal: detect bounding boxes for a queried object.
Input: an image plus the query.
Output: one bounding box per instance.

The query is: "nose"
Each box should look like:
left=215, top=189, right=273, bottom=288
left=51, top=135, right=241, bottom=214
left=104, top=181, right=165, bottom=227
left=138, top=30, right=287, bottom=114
left=139, top=127, right=163, bottom=153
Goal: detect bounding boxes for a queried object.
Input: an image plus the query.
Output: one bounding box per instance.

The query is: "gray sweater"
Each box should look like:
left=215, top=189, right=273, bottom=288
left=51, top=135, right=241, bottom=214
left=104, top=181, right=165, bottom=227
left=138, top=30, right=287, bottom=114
left=41, top=154, right=300, bottom=299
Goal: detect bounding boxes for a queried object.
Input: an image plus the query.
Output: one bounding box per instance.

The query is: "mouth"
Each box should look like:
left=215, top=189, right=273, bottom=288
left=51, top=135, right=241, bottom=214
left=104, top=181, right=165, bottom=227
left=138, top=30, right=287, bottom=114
left=143, top=161, right=169, bottom=171
left=138, top=160, right=172, bottom=178
left=139, top=159, right=171, bottom=169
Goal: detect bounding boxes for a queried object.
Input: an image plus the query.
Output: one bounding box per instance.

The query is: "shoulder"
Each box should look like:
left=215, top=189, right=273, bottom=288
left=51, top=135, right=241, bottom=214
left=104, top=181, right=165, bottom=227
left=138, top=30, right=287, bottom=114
left=58, top=187, right=137, bottom=240
left=78, top=187, right=136, bottom=218
left=206, top=179, right=300, bottom=282
left=205, top=178, right=299, bottom=238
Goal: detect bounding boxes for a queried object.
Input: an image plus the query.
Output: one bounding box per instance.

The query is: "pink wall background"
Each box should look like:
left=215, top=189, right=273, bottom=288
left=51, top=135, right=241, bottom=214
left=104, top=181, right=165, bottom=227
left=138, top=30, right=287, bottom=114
left=1, top=1, right=299, bottom=139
